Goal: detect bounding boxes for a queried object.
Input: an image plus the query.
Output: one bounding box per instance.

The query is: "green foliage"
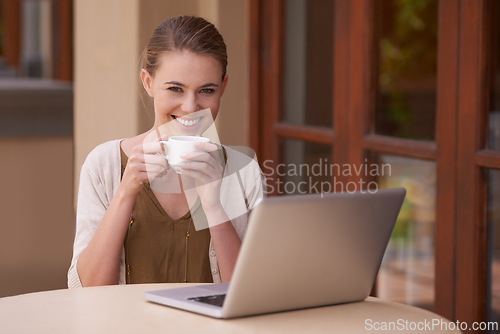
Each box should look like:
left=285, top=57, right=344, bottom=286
left=390, top=198, right=413, bottom=241
left=379, top=0, right=438, bottom=139
left=380, top=0, right=438, bottom=82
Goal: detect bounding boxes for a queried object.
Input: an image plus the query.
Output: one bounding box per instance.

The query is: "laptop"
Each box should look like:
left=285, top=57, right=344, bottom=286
left=144, top=188, right=406, bottom=318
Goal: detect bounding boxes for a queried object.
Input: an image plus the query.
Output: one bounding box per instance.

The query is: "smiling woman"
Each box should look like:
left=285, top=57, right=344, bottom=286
left=140, top=50, right=227, bottom=137
left=68, top=16, right=264, bottom=288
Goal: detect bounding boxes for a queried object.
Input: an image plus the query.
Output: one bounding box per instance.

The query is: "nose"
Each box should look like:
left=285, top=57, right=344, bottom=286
left=180, top=93, right=198, bottom=114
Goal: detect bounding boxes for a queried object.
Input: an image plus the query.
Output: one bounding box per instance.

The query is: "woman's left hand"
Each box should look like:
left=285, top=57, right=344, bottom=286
left=177, top=141, right=224, bottom=211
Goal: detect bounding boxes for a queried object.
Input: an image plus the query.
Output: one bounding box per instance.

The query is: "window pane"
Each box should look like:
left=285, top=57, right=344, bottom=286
left=20, top=0, right=53, bottom=78
left=487, top=169, right=500, bottom=330
left=372, top=153, right=436, bottom=311
left=283, top=0, right=333, bottom=128
left=276, top=139, right=332, bottom=196
left=374, top=0, right=438, bottom=141
left=488, top=1, right=500, bottom=151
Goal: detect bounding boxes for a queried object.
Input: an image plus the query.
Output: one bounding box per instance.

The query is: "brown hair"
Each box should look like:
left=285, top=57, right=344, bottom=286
left=142, top=16, right=227, bottom=80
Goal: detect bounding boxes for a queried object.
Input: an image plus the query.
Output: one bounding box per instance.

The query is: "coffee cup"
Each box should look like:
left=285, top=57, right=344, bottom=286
left=159, top=136, right=210, bottom=173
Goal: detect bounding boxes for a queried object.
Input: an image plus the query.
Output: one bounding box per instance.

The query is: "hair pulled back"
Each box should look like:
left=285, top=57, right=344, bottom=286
left=142, top=16, right=227, bottom=80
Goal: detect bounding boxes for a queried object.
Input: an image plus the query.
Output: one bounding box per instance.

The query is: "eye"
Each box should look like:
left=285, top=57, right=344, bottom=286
left=167, top=86, right=183, bottom=93
left=200, top=88, right=215, bottom=94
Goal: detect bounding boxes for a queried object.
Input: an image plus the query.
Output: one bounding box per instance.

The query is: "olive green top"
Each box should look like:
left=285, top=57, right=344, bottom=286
left=121, top=147, right=213, bottom=284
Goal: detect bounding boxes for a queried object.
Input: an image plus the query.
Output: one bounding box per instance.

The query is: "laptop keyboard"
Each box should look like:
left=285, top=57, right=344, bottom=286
left=188, top=294, right=226, bottom=307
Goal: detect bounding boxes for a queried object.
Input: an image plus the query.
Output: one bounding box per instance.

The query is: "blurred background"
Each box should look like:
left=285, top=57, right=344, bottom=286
left=0, top=0, right=499, bottom=332
left=0, top=0, right=73, bottom=296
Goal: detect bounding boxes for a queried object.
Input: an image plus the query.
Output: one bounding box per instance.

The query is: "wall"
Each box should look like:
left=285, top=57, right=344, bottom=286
left=0, top=137, right=74, bottom=297
left=213, top=0, right=250, bottom=147
left=74, top=0, right=140, bottom=188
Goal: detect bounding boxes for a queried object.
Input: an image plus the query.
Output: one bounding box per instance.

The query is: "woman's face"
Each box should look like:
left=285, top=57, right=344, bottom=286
left=141, top=50, right=228, bottom=137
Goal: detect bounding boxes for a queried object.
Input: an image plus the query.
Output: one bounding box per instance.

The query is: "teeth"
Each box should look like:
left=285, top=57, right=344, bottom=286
left=175, top=117, right=201, bottom=127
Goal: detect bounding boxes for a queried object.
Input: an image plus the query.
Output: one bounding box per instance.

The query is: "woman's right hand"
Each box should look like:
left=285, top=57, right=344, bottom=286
left=77, top=135, right=172, bottom=287
left=120, top=141, right=169, bottom=197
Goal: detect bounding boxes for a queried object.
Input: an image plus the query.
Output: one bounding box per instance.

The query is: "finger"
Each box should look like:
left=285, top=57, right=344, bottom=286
left=145, top=171, right=166, bottom=185
left=146, top=165, right=167, bottom=180
left=193, top=142, right=224, bottom=163
left=181, top=149, right=220, bottom=165
left=178, top=167, right=213, bottom=183
left=181, top=150, right=211, bottom=162
left=127, top=158, right=165, bottom=174
left=145, top=163, right=166, bottom=173
left=193, top=141, right=219, bottom=153
left=181, top=154, right=219, bottom=173
left=144, top=153, right=167, bottom=165
left=127, top=154, right=163, bottom=169
left=143, top=141, right=165, bottom=154
left=127, top=153, right=146, bottom=165
left=155, top=135, right=169, bottom=142
left=178, top=161, right=222, bottom=179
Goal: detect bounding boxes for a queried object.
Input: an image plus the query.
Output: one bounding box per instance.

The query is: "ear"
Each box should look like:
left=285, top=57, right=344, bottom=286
left=220, top=75, right=229, bottom=97
left=140, top=69, right=154, bottom=97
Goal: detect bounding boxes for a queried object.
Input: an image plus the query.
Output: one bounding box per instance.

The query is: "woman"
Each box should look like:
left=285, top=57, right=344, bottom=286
left=68, top=16, right=264, bottom=287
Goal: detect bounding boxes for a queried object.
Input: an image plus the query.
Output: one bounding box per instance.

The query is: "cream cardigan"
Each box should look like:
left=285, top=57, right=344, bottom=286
left=68, top=139, right=264, bottom=288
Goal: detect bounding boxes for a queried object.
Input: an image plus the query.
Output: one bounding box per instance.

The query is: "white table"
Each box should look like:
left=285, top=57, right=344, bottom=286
left=0, top=283, right=462, bottom=333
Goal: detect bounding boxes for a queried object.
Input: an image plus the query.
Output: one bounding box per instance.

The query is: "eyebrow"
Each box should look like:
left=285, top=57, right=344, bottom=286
left=164, top=81, right=219, bottom=88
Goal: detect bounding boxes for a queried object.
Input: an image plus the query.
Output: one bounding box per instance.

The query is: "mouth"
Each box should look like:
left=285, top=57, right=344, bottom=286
left=172, top=115, right=202, bottom=127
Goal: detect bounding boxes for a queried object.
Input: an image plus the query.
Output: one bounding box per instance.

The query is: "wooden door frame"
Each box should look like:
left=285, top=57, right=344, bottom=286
left=249, top=0, right=283, bottom=196
left=455, top=0, right=493, bottom=325
left=434, top=0, right=460, bottom=321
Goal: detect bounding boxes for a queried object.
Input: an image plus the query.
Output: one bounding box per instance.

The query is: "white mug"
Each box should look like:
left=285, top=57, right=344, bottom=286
left=159, top=136, right=210, bottom=173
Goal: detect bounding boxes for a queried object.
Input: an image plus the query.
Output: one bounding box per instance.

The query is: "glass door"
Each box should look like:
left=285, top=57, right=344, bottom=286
left=370, top=0, right=439, bottom=311
left=251, top=0, right=497, bottom=328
